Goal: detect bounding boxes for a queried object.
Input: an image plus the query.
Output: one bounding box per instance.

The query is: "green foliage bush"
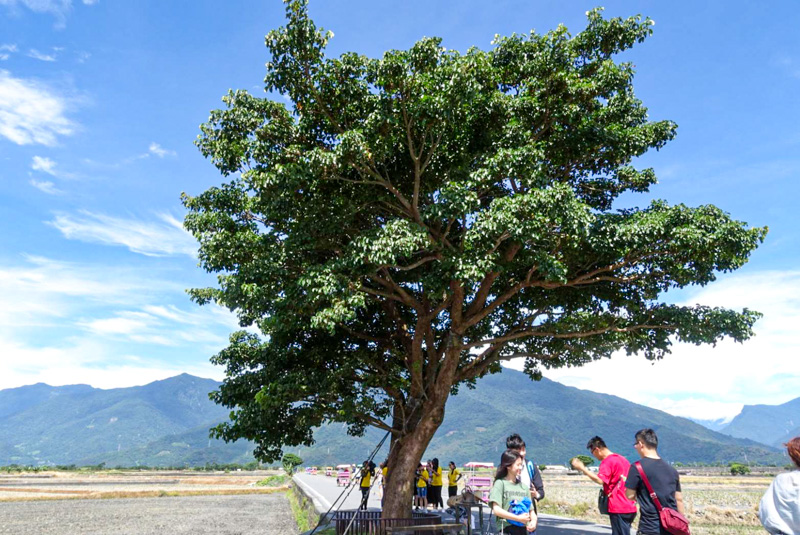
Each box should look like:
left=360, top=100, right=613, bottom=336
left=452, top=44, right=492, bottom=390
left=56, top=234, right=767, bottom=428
left=282, top=453, right=303, bottom=475
left=571, top=455, right=594, bottom=467
left=256, top=474, right=290, bottom=487
left=729, top=463, right=751, bottom=476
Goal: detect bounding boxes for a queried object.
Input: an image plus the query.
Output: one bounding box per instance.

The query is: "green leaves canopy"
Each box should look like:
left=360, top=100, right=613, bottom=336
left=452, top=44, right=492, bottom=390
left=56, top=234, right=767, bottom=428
left=183, top=1, right=766, bottom=462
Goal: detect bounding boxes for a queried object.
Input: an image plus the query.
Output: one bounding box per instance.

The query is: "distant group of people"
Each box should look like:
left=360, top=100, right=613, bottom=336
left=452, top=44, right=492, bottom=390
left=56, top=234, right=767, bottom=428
left=358, top=456, right=464, bottom=511
left=354, top=429, right=800, bottom=535
left=412, top=458, right=465, bottom=510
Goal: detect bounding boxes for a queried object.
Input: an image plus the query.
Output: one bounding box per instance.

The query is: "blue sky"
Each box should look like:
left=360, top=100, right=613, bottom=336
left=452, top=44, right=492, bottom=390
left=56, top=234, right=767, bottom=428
left=1, top=0, right=798, bottom=422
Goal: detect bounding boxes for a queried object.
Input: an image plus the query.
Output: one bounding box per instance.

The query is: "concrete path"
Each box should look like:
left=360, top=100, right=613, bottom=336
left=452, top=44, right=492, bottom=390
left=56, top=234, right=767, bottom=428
left=294, top=473, right=625, bottom=534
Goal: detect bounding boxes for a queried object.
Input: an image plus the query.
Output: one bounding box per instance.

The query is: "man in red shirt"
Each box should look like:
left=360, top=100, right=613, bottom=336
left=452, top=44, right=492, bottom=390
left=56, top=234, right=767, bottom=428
left=571, top=436, right=638, bottom=535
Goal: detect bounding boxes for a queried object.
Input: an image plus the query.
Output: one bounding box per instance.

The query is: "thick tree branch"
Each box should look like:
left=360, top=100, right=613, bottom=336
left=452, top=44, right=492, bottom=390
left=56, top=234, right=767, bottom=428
left=463, top=323, right=673, bottom=350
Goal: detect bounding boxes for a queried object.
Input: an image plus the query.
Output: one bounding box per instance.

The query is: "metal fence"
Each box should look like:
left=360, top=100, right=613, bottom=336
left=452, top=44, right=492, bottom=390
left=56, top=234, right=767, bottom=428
left=333, top=510, right=442, bottom=535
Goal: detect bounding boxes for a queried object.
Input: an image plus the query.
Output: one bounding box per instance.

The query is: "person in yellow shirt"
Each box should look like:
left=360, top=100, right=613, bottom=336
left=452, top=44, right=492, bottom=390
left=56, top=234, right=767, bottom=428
left=359, top=460, right=374, bottom=510
left=379, top=461, right=388, bottom=508
left=447, top=461, right=462, bottom=499
left=415, top=463, right=429, bottom=510
left=429, top=458, right=444, bottom=509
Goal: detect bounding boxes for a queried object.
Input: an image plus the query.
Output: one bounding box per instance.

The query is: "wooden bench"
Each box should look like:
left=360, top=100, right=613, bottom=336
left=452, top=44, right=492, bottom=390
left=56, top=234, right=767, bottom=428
left=385, top=524, right=464, bottom=534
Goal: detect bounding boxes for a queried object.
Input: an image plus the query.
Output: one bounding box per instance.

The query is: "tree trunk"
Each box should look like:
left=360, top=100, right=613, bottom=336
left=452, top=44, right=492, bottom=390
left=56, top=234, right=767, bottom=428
left=381, top=398, right=448, bottom=519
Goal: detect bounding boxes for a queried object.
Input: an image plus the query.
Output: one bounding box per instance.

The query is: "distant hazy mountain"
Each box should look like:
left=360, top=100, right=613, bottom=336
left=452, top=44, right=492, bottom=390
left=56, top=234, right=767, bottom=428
left=0, top=370, right=783, bottom=467
left=687, top=417, right=735, bottom=433
left=719, top=396, right=800, bottom=447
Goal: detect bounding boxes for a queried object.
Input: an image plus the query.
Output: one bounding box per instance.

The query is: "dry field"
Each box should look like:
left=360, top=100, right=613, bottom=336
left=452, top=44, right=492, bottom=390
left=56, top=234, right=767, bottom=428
left=538, top=471, right=776, bottom=534
left=0, top=470, right=298, bottom=535
left=0, top=469, right=288, bottom=501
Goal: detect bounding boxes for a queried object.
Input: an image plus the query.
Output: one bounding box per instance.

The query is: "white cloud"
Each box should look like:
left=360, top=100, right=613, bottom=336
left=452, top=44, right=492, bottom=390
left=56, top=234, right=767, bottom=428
left=0, top=44, right=16, bottom=61
left=0, top=336, right=225, bottom=390
left=0, top=0, right=72, bottom=27
left=82, top=0, right=97, bottom=4
left=27, top=49, right=56, bottom=62
left=533, top=270, right=800, bottom=421
left=48, top=210, right=198, bottom=257
left=82, top=316, right=149, bottom=336
left=31, top=155, right=77, bottom=180
left=0, top=70, right=76, bottom=145
left=78, top=304, right=237, bottom=348
left=32, top=155, right=57, bottom=174
left=81, top=142, right=177, bottom=168
left=0, top=255, right=177, bottom=327
left=148, top=142, right=176, bottom=158
left=30, top=178, right=62, bottom=194
left=0, top=255, right=233, bottom=390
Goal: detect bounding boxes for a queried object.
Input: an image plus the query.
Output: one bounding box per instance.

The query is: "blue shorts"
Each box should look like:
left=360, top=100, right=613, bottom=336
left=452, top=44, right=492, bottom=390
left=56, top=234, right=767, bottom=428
left=416, top=486, right=427, bottom=497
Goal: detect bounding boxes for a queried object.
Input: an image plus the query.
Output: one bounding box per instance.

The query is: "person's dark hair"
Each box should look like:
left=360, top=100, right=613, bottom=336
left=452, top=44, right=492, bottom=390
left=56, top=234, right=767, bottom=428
left=449, top=461, right=456, bottom=468
left=432, top=458, right=439, bottom=472
left=495, top=449, right=523, bottom=481
left=786, top=436, right=800, bottom=468
left=586, top=436, right=607, bottom=451
left=506, top=433, right=526, bottom=450
left=635, top=428, right=659, bottom=449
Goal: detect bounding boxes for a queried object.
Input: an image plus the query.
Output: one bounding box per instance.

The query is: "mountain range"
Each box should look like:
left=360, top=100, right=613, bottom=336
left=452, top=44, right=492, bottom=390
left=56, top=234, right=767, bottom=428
left=716, top=396, right=800, bottom=448
left=0, top=374, right=252, bottom=467
left=0, top=370, right=789, bottom=467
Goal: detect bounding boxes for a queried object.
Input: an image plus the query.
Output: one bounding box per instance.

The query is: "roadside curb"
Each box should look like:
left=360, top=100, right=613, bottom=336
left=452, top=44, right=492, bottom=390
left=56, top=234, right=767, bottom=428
left=293, top=473, right=332, bottom=513
left=293, top=474, right=336, bottom=534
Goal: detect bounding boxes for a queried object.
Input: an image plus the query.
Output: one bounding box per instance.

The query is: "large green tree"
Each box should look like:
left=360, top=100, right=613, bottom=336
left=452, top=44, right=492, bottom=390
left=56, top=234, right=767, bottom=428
left=183, top=1, right=765, bottom=518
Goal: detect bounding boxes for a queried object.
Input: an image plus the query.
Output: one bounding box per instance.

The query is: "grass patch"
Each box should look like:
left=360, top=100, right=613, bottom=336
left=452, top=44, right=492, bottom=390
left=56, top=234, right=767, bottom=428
left=288, top=486, right=320, bottom=533
left=256, top=474, right=290, bottom=487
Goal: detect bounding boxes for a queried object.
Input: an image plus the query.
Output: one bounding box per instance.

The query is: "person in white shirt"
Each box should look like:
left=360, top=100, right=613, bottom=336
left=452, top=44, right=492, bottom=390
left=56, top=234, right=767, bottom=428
left=760, top=436, right=800, bottom=535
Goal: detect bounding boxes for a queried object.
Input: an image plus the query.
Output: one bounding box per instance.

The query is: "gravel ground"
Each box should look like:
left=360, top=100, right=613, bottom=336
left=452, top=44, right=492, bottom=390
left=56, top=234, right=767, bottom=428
left=0, top=494, right=298, bottom=535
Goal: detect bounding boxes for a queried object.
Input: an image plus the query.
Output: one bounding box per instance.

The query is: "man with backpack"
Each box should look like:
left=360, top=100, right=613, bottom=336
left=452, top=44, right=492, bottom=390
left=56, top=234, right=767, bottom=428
left=506, top=433, right=545, bottom=501
left=571, top=436, right=637, bottom=534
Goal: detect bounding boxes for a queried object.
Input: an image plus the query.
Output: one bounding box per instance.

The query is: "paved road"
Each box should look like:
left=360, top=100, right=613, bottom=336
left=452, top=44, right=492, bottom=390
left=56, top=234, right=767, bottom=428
left=295, top=473, right=627, bottom=534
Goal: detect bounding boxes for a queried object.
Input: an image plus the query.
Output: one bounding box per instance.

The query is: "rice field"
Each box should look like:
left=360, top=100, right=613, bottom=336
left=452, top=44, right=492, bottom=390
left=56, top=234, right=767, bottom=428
left=537, top=471, right=775, bottom=534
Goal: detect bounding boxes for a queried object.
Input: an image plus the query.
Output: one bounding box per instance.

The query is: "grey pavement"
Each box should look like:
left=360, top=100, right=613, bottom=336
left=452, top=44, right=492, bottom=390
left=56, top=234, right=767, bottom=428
left=294, top=473, right=626, bottom=534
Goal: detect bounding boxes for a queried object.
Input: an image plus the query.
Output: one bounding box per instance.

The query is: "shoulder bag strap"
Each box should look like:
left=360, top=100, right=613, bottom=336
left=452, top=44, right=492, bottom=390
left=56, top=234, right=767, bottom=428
left=634, top=461, right=664, bottom=512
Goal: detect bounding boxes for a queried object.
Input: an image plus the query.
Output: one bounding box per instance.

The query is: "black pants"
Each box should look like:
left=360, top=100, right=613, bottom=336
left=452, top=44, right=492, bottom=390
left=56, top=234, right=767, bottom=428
left=359, top=487, right=369, bottom=509
left=431, top=485, right=443, bottom=507
left=500, top=525, right=528, bottom=535
left=448, top=485, right=458, bottom=497
left=609, top=512, right=636, bottom=535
